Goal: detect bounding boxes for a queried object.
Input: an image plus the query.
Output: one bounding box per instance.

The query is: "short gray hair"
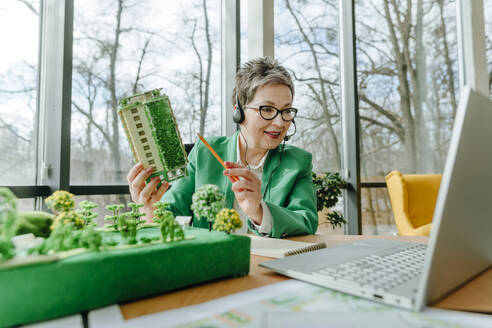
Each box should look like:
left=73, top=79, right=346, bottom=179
left=232, top=57, right=295, bottom=107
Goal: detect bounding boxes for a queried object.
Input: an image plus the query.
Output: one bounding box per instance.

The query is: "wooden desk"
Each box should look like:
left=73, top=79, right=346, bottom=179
left=120, top=234, right=492, bottom=319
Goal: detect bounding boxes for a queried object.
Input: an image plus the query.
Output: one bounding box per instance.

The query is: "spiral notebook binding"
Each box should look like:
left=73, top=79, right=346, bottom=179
left=284, top=242, right=327, bottom=257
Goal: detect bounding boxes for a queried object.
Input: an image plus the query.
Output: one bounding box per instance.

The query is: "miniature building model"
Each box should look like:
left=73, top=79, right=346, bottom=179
left=119, top=89, right=188, bottom=183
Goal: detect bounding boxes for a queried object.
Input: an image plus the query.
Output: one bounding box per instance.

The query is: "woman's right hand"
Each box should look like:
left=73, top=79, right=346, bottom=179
left=127, top=163, right=170, bottom=222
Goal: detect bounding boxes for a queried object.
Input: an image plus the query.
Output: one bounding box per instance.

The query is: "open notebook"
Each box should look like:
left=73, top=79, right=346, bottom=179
left=249, top=235, right=327, bottom=258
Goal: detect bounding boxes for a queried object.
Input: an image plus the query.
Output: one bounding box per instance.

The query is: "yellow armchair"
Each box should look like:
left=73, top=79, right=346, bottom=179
left=385, top=171, right=441, bottom=236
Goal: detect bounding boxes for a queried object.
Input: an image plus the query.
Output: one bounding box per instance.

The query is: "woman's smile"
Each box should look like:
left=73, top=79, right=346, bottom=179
left=264, top=130, right=282, bottom=139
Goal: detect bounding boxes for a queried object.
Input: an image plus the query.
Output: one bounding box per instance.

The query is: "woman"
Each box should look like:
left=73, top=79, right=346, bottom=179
left=127, top=57, right=317, bottom=238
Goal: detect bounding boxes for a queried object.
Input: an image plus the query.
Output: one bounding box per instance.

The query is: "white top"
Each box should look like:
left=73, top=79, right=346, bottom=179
left=233, top=136, right=273, bottom=235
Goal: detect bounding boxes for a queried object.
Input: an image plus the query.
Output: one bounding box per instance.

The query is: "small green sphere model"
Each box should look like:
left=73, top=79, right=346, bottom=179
left=213, top=208, right=242, bottom=234
left=118, top=88, right=188, bottom=184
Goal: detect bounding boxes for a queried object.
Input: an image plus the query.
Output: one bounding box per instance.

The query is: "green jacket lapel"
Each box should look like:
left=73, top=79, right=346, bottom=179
left=224, top=131, right=238, bottom=209
left=261, top=144, right=282, bottom=200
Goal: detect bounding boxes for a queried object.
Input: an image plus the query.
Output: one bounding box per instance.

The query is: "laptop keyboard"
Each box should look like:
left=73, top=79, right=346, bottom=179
left=316, top=243, right=426, bottom=291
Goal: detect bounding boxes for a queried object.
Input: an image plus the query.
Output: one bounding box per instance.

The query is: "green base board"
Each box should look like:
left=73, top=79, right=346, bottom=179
left=0, top=228, right=250, bottom=327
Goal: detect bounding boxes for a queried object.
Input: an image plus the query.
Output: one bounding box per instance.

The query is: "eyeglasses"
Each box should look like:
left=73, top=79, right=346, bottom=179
left=245, top=105, right=298, bottom=121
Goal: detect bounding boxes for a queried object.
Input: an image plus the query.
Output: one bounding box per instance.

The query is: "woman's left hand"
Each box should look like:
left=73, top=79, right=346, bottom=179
left=223, top=161, right=263, bottom=225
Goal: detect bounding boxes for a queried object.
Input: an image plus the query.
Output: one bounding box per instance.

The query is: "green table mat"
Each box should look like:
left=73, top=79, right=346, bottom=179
left=0, top=227, right=250, bottom=327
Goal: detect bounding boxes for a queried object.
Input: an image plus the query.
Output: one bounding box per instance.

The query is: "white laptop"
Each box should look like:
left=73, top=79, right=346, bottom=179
left=260, top=86, right=492, bottom=311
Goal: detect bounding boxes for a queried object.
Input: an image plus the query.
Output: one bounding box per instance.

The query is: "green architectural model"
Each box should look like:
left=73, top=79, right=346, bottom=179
left=0, top=188, right=251, bottom=327
left=118, top=88, right=188, bottom=184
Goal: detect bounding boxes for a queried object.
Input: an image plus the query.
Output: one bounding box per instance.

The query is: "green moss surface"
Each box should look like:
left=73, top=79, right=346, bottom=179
left=16, top=211, right=54, bottom=238
left=0, top=228, right=250, bottom=327
left=145, top=96, right=187, bottom=170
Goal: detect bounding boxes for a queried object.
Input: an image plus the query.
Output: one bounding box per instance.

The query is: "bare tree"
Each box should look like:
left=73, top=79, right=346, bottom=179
left=280, top=0, right=341, bottom=171
left=72, top=0, right=140, bottom=183
left=356, top=0, right=458, bottom=174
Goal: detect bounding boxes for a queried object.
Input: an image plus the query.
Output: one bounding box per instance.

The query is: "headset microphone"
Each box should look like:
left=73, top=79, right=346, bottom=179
left=283, top=119, right=296, bottom=142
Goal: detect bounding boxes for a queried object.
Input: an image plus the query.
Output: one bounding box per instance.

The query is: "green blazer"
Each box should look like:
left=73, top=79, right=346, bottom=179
left=162, top=131, right=318, bottom=238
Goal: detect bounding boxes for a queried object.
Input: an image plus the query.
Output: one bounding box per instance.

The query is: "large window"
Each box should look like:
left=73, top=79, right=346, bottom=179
left=486, top=0, right=492, bottom=96
left=71, top=0, right=221, bottom=185
left=275, top=0, right=342, bottom=234
left=355, top=0, right=459, bottom=234
left=1, top=0, right=488, bottom=236
left=0, top=1, right=40, bottom=186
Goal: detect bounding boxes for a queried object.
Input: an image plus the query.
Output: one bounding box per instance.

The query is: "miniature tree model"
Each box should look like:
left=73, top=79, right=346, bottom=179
left=128, top=202, right=146, bottom=227
left=42, top=223, right=76, bottom=253
left=119, top=88, right=188, bottom=185
left=45, top=191, right=85, bottom=231
left=0, top=238, right=15, bottom=261
left=160, top=219, right=185, bottom=242
left=104, top=204, right=125, bottom=230
left=0, top=188, right=17, bottom=261
left=78, top=227, right=103, bottom=251
left=152, top=202, right=174, bottom=224
left=213, top=209, right=242, bottom=234
left=31, top=222, right=103, bottom=255
left=77, top=200, right=98, bottom=226
left=50, top=209, right=85, bottom=231
left=45, top=190, right=75, bottom=214
left=117, top=213, right=138, bottom=245
left=191, top=184, right=225, bottom=231
left=153, top=202, right=184, bottom=242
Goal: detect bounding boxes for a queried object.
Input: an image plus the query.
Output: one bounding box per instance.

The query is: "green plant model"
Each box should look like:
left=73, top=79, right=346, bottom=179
left=213, top=209, right=242, bottom=234
left=117, top=213, right=138, bottom=245
left=153, top=202, right=184, bottom=242
left=191, top=184, right=225, bottom=231
left=104, top=204, right=125, bottom=230
left=160, top=219, right=184, bottom=242
left=0, top=188, right=18, bottom=261
left=0, top=238, right=15, bottom=261
left=45, top=190, right=87, bottom=231
left=152, top=202, right=174, bottom=224
left=311, top=172, right=347, bottom=228
left=77, top=200, right=98, bottom=226
left=30, top=222, right=103, bottom=255
left=51, top=210, right=85, bottom=231
left=0, top=188, right=17, bottom=237
left=2, top=189, right=189, bottom=262
left=45, top=190, right=75, bottom=214
left=15, top=211, right=54, bottom=238
left=128, top=202, right=146, bottom=227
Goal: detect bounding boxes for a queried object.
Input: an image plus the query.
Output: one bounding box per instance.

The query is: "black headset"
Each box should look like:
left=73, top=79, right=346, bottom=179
left=233, top=94, right=246, bottom=124
left=233, top=94, right=296, bottom=142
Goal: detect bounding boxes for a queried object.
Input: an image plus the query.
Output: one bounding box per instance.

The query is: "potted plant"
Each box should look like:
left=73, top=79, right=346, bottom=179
left=311, top=172, right=347, bottom=229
